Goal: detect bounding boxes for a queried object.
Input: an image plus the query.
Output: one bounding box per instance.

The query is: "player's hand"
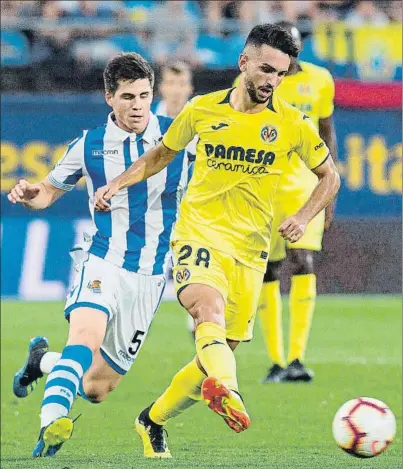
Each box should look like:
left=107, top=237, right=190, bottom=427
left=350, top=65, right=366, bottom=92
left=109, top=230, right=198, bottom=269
left=324, top=203, right=334, bottom=231
left=278, top=215, right=307, bottom=243
left=8, top=179, right=40, bottom=204
left=94, top=181, right=120, bottom=211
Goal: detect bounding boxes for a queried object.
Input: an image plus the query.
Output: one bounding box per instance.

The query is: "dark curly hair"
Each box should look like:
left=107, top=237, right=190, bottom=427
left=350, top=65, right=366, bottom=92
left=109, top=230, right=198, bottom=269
left=244, top=23, right=300, bottom=58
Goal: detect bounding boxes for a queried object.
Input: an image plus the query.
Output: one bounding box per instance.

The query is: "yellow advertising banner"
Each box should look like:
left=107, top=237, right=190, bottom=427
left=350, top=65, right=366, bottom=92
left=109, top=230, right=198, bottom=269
left=313, top=22, right=402, bottom=80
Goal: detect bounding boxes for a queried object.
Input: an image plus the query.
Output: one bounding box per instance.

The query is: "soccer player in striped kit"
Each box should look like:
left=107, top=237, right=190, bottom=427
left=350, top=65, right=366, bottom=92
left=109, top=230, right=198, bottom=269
left=8, top=53, right=191, bottom=458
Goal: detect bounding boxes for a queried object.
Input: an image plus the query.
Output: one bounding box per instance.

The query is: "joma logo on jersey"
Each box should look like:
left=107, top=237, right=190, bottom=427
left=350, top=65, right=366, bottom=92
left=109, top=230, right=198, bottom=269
left=92, top=149, right=118, bottom=156
left=261, top=126, right=278, bottom=143
left=205, top=144, right=275, bottom=165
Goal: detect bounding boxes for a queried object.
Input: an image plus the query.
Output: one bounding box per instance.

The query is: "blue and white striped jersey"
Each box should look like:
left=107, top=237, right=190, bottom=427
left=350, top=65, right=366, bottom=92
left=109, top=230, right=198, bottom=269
left=48, top=112, right=191, bottom=276
left=152, top=99, right=197, bottom=161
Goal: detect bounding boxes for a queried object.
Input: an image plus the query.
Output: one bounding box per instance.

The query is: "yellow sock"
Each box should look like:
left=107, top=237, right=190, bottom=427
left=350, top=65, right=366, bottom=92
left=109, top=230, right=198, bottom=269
left=258, top=280, right=285, bottom=367
left=195, top=322, right=238, bottom=391
left=149, top=358, right=206, bottom=425
left=288, top=274, right=316, bottom=363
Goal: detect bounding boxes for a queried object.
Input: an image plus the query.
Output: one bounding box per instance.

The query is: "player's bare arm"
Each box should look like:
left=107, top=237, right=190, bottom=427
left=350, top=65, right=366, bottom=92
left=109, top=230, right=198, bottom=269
left=94, top=142, right=178, bottom=211
left=279, top=155, right=340, bottom=243
left=319, top=116, right=338, bottom=230
left=8, top=178, right=65, bottom=210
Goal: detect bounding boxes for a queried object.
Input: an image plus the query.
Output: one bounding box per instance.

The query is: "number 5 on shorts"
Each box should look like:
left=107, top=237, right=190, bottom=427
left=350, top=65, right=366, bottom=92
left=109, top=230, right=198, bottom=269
left=128, top=330, right=145, bottom=356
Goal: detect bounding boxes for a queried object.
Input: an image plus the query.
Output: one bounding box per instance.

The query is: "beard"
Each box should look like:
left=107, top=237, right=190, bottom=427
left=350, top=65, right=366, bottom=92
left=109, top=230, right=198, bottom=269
left=244, top=75, right=273, bottom=104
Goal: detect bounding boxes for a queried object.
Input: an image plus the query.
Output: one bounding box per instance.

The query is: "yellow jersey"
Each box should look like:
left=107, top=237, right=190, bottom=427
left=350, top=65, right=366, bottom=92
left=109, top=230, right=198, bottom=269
left=275, top=61, right=334, bottom=198
left=163, top=88, right=329, bottom=272
left=234, top=62, right=335, bottom=199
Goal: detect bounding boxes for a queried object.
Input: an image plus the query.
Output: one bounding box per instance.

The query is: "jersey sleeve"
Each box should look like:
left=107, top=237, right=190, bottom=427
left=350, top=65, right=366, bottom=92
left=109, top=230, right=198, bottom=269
left=162, top=98, right=197, bottom=152
left=294, top=115, right=330, bottom=170
left=48, top=132, right=85, bottom=191
left=319, top=70, right=335, bottom=119
left=185, top=135, right=198, bottom=162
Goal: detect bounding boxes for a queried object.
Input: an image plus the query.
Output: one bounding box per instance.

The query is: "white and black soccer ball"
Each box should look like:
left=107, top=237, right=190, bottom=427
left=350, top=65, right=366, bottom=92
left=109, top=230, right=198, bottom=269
left=332, top=397, right=396, bottom=458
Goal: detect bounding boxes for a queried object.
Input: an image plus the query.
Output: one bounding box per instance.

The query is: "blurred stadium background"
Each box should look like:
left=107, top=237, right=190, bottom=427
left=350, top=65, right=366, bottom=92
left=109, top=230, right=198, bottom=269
left=1, top=0, right=401, bottom=299
left=1, top=2, right=402, bottom=467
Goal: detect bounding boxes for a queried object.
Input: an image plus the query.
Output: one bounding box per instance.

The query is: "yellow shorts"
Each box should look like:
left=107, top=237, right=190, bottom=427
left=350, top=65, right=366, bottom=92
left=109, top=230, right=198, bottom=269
left=269, top=197, right=325, bottom=262
left=172, top=240, right=264, bottom=342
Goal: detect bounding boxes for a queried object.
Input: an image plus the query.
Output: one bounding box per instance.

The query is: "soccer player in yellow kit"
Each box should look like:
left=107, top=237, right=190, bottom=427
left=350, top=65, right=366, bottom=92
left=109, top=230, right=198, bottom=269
left=259, top=22, right=338, bottom=383
left=94, top=24, right=340, bottom=458
left=235, top=22, right=337, bottom=383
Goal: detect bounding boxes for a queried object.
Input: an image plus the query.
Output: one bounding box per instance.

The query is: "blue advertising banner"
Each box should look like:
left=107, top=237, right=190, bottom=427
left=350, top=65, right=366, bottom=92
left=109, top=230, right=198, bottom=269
left=1, top=93, right=401, bottom=217
left=335, top=108, right=401, bottom=217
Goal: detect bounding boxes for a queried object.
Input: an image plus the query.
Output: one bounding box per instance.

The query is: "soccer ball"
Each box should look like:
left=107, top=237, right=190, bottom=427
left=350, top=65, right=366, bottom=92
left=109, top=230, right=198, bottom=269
left=332, top=397, right=396, bottom=458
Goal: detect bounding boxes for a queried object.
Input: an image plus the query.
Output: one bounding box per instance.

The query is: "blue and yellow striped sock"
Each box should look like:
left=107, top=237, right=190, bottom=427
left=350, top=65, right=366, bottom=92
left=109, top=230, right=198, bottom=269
left=40, top=345, right=92, bottom=428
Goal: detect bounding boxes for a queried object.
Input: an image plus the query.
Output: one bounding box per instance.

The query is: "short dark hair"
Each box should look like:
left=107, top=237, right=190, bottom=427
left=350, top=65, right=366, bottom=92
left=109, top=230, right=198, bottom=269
left=244, top=23, right=300, bottom=58
left=275, top=21, right=302, bottom=43
left=103, top=53, right=155, bottom=95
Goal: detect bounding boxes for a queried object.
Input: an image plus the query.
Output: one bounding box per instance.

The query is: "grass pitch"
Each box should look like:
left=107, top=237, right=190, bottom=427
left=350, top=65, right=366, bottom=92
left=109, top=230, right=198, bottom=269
left=1, top=296, right=401, bottom=469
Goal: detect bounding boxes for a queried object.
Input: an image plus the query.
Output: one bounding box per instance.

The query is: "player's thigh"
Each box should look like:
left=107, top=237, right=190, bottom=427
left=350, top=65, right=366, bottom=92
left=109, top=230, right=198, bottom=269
left=172, top=241, right=232, bottom=323
left=100, top=271, right=166, bottom=376
left=287, top=208, right=325, bottom=253
left=225, top=262, right=264, bottom=342
left=65, top=253, right=119, bottom=352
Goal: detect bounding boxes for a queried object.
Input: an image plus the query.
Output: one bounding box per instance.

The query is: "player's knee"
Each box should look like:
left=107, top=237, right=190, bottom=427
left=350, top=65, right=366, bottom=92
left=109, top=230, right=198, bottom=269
left=67, top=328, right=102, bottom=354
left=289, top=250, right=314, bottom=275
left=67, top=308, right=107, bottom=354
left=263, top=260, right=282, bottom=282
left=189, top=300, right=225, bottom=328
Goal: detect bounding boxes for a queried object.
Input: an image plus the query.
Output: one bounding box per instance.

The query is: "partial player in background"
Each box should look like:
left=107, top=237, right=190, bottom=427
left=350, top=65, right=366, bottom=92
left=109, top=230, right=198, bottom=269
left=152, top=62, right=194, bottom=119
left=259, top=22, right=337, bottom=383
left=153, top=62, right=197, bottom=162
left=9, top=53, right=191, bottom=458
left=153, top=62, right=197, bottom=326
left=94, top=24, right=340, bottom=458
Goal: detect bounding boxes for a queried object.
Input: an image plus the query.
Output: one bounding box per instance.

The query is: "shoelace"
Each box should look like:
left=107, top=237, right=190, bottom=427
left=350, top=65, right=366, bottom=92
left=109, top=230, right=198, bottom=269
left=147, top=425, right=169, bottom=452
left=72, top=414, right=82, bottom=423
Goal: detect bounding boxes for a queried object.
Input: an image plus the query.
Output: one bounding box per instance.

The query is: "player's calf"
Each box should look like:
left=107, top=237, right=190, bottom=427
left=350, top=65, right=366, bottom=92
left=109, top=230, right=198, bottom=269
left=80, top=349, right=124, bottom=403
left=81, top=377, right=118, bottom=403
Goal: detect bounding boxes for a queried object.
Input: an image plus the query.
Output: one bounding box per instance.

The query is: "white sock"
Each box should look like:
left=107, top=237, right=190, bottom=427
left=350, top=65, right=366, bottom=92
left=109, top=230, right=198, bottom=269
left=40, top=352, right=61, bottom=374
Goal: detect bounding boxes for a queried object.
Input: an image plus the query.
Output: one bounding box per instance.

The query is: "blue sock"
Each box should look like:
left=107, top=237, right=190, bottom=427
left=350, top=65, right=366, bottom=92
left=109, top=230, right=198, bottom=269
left=40, top=345, right=92, bottom=428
